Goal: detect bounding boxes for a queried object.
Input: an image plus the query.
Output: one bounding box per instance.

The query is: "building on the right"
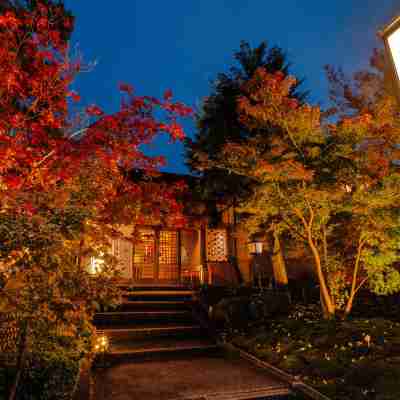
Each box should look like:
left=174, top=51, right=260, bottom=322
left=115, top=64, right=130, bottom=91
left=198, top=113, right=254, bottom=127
left=381, top=15, right=400, bottom=103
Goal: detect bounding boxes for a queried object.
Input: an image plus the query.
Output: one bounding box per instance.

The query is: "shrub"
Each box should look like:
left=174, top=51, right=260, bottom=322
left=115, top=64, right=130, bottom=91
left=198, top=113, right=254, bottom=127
left=210, top=296, right=251, bottom=330
left=249, top=290, right=291, bottom=320
left=210, top=290, right=291, bottom=332
left=277, top=354, right=305, bottom=373
left=0, top=364, right=16, bottom=399
left=16, top=351, right=81, bottom=400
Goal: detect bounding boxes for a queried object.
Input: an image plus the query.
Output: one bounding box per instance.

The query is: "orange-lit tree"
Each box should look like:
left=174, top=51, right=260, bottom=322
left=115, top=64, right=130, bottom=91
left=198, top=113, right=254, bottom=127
left=203, top=65, right=400, bottom=319
left=324, top=49, right=400, bottom=315
left=186, top=41, right=307, bottom=287
left=0, top=1, right=190, bottom=397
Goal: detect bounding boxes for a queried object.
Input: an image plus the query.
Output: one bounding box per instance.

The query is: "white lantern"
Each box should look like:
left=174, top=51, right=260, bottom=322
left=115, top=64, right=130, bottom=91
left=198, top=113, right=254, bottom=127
left=248, top=240, right=263, bottom=255
left=88, top=252, right=105, bottom=274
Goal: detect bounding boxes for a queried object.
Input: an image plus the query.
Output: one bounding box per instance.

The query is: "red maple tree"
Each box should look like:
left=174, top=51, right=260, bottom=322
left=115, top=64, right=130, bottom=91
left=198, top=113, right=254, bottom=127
left=0, top=2, right=192, bottom=397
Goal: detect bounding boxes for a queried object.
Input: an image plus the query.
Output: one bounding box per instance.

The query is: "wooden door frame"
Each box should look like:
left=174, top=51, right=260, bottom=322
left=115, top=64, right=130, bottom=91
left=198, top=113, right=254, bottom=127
left=131, top=227, right=157, bottom=282
left=133, top=226, right=182, bottom=283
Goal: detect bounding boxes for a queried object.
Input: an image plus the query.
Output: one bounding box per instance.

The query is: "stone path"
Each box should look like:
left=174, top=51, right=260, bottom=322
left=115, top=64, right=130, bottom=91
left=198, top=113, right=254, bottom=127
left=93, top=352, right=291, bottom=400
left=88, top=285, right=291, bottom=399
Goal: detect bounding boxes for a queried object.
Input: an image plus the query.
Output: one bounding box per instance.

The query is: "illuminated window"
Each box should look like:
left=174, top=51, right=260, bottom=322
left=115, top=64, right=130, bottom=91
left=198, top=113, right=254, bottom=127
left=158, top=230, right=179, bottom=280
left=159, top=231, right=178, bottom=265
left=133, top=229, right=156, bottom=279
left=206, top=229, right=228, bottom=262
left=133, top=229, right=156, bottom=265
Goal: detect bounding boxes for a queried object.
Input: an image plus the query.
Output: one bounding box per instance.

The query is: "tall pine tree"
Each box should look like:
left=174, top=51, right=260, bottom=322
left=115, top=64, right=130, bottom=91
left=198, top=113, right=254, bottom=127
left=185, top=40, right=307, bottom=201
left=185, top=41, right=307, bottom=286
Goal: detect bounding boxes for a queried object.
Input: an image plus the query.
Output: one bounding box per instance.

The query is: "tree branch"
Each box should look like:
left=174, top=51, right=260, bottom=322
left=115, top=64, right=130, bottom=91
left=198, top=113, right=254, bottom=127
left=34, top=128, right=88, bottom=168
left=281, top=218, right=307, bottom=241
left=354, top=276, right=368, bottom=295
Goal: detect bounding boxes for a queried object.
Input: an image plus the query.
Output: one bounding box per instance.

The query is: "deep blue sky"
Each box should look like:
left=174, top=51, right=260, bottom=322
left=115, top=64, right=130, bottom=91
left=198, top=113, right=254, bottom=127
left=65, top=1, right=399, bottom=173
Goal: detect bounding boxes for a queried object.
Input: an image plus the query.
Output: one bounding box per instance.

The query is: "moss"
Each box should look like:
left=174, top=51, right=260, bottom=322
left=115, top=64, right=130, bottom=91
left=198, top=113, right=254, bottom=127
left=229, top=305, right=400, bottom=399
left=277, top=354, right=305, bottom=373
left=309, top=358, right=347, bottom=379
left=374, top=367, right=400, bottom=395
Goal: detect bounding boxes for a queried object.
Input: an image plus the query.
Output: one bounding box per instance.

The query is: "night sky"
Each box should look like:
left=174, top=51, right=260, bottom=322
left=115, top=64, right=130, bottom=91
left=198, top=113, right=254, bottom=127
left=64, top=1, right=399, bottom=174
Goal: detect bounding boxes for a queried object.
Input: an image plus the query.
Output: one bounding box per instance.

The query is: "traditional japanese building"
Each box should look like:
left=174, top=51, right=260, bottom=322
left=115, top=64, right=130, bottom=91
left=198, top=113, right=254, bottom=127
left=88, top=171, right=315, bottom=288
left=90, top=172, right=254, bottom=287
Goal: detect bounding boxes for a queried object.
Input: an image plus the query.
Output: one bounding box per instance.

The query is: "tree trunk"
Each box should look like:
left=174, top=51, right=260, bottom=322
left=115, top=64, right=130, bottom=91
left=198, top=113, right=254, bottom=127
left=293, top=205, right=335, bottom=318
left=320, top=290, right=331, bottom=319
left=9, top=320, right=29, bottom=400
left=271, top=229, right=288, bottom=289
left=344, top=238, right=364, bottom=317
left=307, top=229, right=335, bottom=318
left=344, top=296, right=355, bottom=317
left=77, top=238, right=84, bottom=269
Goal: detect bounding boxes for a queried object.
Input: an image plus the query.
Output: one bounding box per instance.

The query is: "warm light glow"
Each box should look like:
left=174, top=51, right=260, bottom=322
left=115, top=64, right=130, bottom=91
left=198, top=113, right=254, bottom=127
left=388, top=26, right=400, bottom=80
left=248, top=242, right=263, bottom=255
left=206, top=229, right=228, bottom=262
left=344, top=184, right=352, bottom=193
left=94, top=334, right=109, bottom=353
left=88, top=252, right=105, bottom=274
left=199, top=266, right=204, bottom=284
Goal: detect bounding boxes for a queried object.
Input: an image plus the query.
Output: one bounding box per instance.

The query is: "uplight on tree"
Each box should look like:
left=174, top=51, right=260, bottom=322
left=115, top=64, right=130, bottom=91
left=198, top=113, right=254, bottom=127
left=381, top=15, right=400, bottom=102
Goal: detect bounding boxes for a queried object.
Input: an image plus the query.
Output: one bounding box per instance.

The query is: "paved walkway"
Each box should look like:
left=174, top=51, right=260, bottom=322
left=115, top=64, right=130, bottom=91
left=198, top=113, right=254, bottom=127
left=93, top=353, right=290, bottom=400
left=89, top=286, right=291, bottom=399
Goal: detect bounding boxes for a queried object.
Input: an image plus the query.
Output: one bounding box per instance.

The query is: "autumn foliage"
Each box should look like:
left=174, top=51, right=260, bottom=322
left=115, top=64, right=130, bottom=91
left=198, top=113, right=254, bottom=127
left=0, top=1, right=191, bottom=397
left=199, top=61, right=400, bottom=319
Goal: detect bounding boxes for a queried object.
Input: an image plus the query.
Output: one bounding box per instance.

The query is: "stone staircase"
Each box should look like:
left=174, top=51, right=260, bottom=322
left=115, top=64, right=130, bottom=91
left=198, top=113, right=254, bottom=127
left=93, top=284, right=218, bottom=360
left=92, top=285, right=293, bottom=399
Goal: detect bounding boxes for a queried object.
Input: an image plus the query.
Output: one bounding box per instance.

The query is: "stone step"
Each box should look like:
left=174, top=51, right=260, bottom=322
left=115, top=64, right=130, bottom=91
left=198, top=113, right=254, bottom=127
left=116, top=300, right=193, bottom=312
left=110, top=336, right=216, bottom=351
left=122, top=290, right=195, bottom=295
left=97, top=324, right=203, bottom=340
left=100, top=337, right=220, bottom=361
left=93, top=286, right=209, bottom=360
left=107, top=344, right=220, bottom=361
left=119, top=284, right=193, bottom=291
left=122, top=290, right=195, bottom=302
left=94, top=310, right=193, bottom=326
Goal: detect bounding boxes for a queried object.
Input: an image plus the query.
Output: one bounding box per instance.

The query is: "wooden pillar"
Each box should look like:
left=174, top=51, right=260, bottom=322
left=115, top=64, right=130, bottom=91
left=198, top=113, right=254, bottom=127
left=154, top=228, right=160, bottom=280
left=200, top=225, right=209, bottom=284
left=177, top=229, right=182, bottom=283
left=232, top=204, right=243, bottom=284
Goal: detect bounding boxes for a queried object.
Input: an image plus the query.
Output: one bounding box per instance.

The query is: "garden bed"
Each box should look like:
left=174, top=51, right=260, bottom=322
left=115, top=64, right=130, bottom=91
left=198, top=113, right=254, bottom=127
left=229, top=304, right=400, bottom=400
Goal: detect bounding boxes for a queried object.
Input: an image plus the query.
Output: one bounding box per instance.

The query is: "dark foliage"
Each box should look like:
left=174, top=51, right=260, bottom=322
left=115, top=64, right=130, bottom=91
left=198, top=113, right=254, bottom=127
left=185, top=40, right=308, bottom=203
left=1, top=350, right=81, bottom=400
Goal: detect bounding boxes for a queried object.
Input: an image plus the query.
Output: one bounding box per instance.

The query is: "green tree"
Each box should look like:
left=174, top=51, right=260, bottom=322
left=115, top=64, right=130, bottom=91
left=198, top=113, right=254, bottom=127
left=203, top=63, right=400, bottom=319
left=324, top=48, right=400, bottom=315
left=185, top=41, right=307, bottom=286
left=186, top=40, right=306, bottom=197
